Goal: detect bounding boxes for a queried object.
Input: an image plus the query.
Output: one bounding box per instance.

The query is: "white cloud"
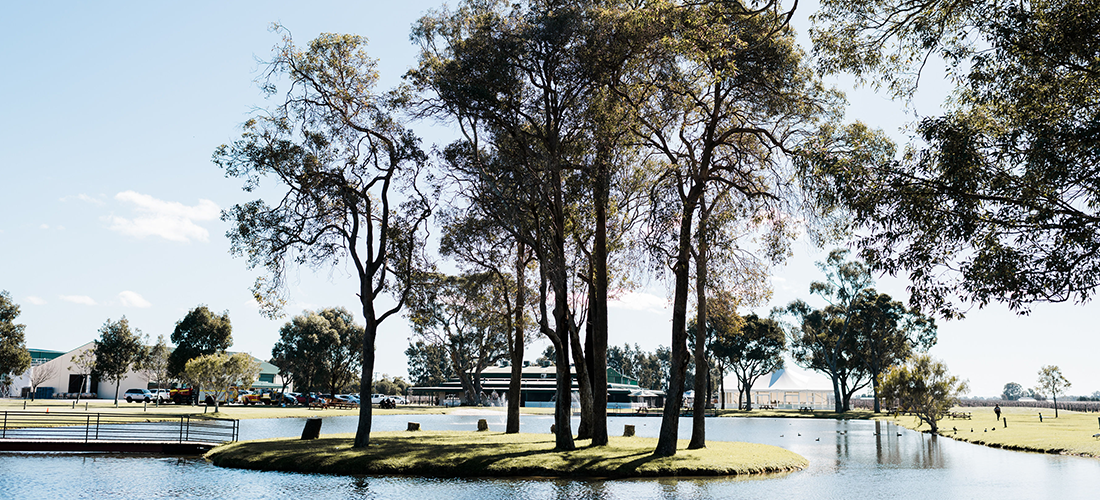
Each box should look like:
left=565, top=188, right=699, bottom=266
left=40, top=224, right=49, bottom=229
left=77, top=194, right=105, bottom=206
left=60, top=295, right=97, bottom=306
left=62, top=193, right=106, bottom=206
left=118, top=291, right=151, bottom=308
left=608, top=291, right=669, bottom=313
left=106, top=191, right=220, bottom=243
left=25, top=296, right=46, bottom=305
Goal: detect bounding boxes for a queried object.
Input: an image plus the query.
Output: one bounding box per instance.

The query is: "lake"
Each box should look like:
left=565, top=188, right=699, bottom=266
left=0, top=413, right=1096, bottom=499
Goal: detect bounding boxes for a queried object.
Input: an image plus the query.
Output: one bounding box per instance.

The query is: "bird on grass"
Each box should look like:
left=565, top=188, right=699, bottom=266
left=1092, top=433, right=1100, bottom=440
left=815, top=438, right=820, bottom=441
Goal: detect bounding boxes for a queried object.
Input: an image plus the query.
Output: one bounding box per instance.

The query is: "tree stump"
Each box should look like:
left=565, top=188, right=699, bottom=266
left=623, top=424, right=635, bottom=437
left=407, top=422, right=420, bottom=431
left=478, top=418, right=489, bottom=431
left=300, top=418, right=322, bottom=440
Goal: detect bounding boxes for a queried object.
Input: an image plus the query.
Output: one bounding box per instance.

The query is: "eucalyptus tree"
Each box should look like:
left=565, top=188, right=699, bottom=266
left=779, top=249, right=875, bottom=412
left=1037, top=365, right=1071, bottom=418
left=880, top=354, right=968, bottom=433
left=812, top=0, right=1100, bottom=317
left=94, top=317, right=144, bottom=406
left=167, top=305, right=233, bottom=379
left=410, top=0, right=604, bottom=451
left=0, top=291, right=31, bottom=384
left=272, top=308, right=364, bottom=395
left=715, top=312, right=785, bottom=411
left=406, top=271, right=511, bottom=405
left=437, top=208, right=535, bottom=432
left=215, top=28, right=432, bottom=448
left=620, top=1, right=849, bottom=455
left=849, top=291, right=937, bottom=412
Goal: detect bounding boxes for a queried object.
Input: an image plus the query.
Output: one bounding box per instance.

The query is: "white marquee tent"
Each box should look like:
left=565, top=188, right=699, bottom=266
left=722, top=362, right=835, bottom=410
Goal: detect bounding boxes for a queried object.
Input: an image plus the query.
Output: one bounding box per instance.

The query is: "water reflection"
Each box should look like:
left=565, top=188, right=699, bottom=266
left=0, top=415, right=1096, bottom=499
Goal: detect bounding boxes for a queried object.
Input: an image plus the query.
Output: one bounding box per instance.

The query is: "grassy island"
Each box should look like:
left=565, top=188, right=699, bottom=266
left=881, top=406, right=1100, bottom=458
left=205, top=431, right=807, bottom=478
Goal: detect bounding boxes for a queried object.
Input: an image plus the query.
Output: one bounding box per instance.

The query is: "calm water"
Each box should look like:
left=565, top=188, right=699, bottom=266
left=1, top=413, right=1096, bottom=499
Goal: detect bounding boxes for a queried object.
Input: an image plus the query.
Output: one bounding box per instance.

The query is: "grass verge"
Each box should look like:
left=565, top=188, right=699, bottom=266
left=205, top=431, right=807, bottom=478
left=879, top=406, right=1100, bottom=458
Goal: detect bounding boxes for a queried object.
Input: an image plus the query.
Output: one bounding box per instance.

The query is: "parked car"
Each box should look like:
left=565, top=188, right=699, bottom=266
left=334, top=394, right=360, bottom=405
left=370, top=394, right=389, bottom=405
left=390, top=396, right=407, bottom=405
left=150, top=389, right=172, bottom=403
left=124, top=388, right=153, bottom=403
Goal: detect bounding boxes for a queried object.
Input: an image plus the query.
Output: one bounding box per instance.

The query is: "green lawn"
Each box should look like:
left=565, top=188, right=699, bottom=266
left=206, top=430, right=807, bottom=478
left=881, top=406, right=1100, bottom=457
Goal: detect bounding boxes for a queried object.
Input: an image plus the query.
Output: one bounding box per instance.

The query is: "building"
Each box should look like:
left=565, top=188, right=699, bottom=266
left=722, top=363, right=835, bottom=410
left=409, top=362, right=665, bottom=409
left=12, top=342, right=288, bottom=400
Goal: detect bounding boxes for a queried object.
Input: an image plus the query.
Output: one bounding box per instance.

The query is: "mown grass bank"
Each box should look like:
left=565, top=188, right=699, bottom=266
left=206, top=431, right=807, bottom=478
left=881, top=406, right=1100, bottom=457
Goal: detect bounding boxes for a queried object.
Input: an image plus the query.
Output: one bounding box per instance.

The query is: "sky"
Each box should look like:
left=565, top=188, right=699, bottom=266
left=2, top=1, right=1097, bottom=398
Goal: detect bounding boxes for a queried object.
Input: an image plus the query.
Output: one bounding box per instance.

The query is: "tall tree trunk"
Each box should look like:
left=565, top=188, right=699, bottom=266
left=550, top=169, right=576, bottom=451
left=655, top=185, right=701, bottom=457
left=447, top=346, right=478, bottom=405
left=506, top=242, right=527, bottom=434
left=689, top=193, right=709, bottom=449
left=591, top=154, right=610, bottom=446
left=570, top=322, right=594, bottom=440
left=353, top=303, right=377, bottom=449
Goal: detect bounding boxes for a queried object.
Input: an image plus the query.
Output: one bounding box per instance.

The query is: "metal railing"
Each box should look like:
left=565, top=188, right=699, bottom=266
left=0, top=411, right=238, bottom=444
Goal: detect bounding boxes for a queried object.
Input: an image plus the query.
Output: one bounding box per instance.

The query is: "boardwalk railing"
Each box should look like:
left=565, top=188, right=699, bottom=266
left=0, top=411, right=239, bottom=445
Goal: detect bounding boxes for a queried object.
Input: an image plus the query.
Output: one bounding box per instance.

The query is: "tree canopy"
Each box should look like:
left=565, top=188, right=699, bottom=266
left=94, top=317, right=144, bottom=405
left=216, top=27, right=432, bottom=448
left=0, top=291, right=31, bottom=382
left=168, top=305, right=233, bottom=378
left=880, top=354, right=968, bottom=433
left=271, top=307, right=364, bottom=395
left=812, top=0, right=1100, bottom=317
left=184, top=352, right=261, bottom=412
left=1037, top=365, right=1071, bottom=417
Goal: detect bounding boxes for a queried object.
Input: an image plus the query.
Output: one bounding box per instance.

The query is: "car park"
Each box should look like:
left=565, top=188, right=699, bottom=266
left=124, top=388, right=153, bottom=403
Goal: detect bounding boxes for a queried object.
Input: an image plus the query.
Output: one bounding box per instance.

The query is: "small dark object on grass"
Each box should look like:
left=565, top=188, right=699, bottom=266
left=477, top=419, right=488, bottom=431
left=407, top=422, right=420, bottom=431
left=623, top=425, right=635, bottom=437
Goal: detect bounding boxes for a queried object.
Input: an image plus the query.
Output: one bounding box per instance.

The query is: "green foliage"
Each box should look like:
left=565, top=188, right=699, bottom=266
left=0, top=291, right=31, bottom=381
left=168, top=305, right=233, bottom=379
left=714, top=311, right=785, bottom=411
left=94, top=317, right=145, bottom=404
left=407, top=272, right=510, bottom=405
left=879, top=354, right=968, bottom=433
left=371, top=374, right=410, bottom=396
left=217, top=27, right=433, bottom=448
left=184, top=352, right=261, bottom=411
left=1001, top=382, right=1023, bottom=401
left=405, top=340, right=453, bottom=387
left=137, top=334, right=171, bottom=390
left=271, top=308, right=364, bottom=394
left=1037, top=365, right=1071, bottom=417
left=812, top=0, right=1100, bottom=316
left=607, top=343, right=669, bottom=392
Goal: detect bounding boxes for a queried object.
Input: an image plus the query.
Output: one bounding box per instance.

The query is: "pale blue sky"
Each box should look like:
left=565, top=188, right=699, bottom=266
left=2, top=1, right=1095, bottom=397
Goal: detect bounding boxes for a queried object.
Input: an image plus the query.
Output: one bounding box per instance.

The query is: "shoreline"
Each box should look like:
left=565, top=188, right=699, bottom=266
left=877, top=406, right=1100, bottom=458
left=204, top=431, right=808, bottom=478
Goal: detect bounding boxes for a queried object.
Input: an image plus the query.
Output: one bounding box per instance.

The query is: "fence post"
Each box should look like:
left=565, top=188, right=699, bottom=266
left=85, top=414, right=91, bottom=443
left=2, top=411, right=6, bottom=439
left=179, top=416, right=185, bottom=443
left=95, top=413, right=100, bottom=440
